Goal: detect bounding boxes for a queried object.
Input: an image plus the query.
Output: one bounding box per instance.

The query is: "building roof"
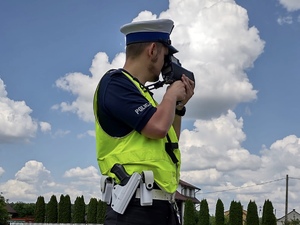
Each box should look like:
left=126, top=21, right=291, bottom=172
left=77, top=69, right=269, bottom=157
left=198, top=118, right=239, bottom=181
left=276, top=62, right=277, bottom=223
left=6, top=204, right=17, bottom=214
left=277, top=209, right=300, bottom=221
left=179, top=179, right=201, bottom=191
left=8, top=217, right=35, bottom=223
left=175, top=191, right=200, bottom=204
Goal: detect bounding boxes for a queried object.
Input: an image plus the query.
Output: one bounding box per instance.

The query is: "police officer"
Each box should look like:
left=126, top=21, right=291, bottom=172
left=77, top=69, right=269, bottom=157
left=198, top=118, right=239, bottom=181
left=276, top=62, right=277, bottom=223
left=93, top=19, right=195, bottom=225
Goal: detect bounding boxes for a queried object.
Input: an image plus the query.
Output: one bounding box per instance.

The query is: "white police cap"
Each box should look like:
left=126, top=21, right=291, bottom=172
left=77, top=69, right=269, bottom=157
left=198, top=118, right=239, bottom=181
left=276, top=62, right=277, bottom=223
left=120, top=19, right=178, bottom=54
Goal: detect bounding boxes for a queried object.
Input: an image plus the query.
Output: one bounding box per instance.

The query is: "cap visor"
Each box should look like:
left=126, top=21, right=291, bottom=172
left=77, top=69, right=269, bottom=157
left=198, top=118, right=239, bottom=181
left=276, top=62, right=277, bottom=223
left=168, top=45, right=178, bottom=54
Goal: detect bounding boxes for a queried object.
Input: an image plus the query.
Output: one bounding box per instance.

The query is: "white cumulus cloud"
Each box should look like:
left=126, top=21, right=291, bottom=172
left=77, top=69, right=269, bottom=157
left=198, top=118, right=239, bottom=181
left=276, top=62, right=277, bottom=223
left=180, top=110, right=261, bottom=175
left=39, top=121, right=51, bottom=133
left=279, top=0, right=300, bottom=11
left=49, top=0, right=300, bottom=217
left=1, top=132, right=299, bottom=217
left=54, top=0, right=264, bottom=120
left=62, top=166, right=102, bottom=202
left=0, top=160, right=54, bottom=202
left=0, top=161, right=101, bottom=203
left=277, top=15, right=293, bottom=25
left=181, top=133, right=300, bottom=217
left=0, top=79, right=38, bottom=143
left=64, top=166, right=100, bottom=181
left=15, top=160, right=52, bottom=185
left=0, top=167, right=4, bottom=176
left=54, top=53, right=125, bottom=122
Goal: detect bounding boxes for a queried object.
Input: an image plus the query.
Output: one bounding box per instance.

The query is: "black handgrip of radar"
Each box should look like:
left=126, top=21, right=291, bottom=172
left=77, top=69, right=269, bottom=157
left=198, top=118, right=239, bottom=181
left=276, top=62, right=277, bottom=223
left=110, top=164, right=131, bottom=186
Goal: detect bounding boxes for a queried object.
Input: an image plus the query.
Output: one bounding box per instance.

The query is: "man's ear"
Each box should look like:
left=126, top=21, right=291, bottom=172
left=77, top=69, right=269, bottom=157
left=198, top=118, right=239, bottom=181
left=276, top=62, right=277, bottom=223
left=148, top=43, right=157, bottom=57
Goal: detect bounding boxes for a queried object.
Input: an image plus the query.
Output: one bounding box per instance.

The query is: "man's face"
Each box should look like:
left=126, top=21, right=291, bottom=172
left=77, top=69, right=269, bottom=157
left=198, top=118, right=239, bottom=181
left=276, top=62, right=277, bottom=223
left=148, top=44, right=169, bottom=82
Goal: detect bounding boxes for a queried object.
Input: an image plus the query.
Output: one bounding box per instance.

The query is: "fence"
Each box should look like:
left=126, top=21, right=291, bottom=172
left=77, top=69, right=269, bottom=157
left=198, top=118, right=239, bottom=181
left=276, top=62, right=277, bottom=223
left=10, top=224, right=103, bottom=225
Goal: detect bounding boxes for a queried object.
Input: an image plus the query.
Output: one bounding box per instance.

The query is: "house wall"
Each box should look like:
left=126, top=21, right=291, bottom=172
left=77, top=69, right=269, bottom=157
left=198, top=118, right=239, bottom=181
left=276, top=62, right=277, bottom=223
left=277, top=210, right=300, bottom=225
left=177, top=183, right=196, bottom=198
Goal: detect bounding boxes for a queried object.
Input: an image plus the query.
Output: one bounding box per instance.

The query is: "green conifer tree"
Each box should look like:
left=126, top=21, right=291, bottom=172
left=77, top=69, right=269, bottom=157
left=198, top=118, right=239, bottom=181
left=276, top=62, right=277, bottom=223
left=229, top=200, right=234, bottom=225
left=198, top=199, right=209, bottom=225
left=183, top=199, right=196, bottom=225
left=73, top=195, right=85, bottom=223
left=0, top=194, right=9, bottom=225
left=246, top=200, right=259, bottom=225
left=237, top=201, right=243, bottom=225
left=58, top=194, right=65, bottom=223
left=215, top=198, right=224, bottom=225
left=46, top=195, right=58, bottom=223
left=58, top=194, right=71, bottom=223
left=97, top=200, right=106, bottom=224
left=35, top=196, right=45, bottom=223
left=65, top=194, right=72, bottom=223
left=229, top=200, right=243, bottom=225
left=261, top=199, right=276, bottom=225
left=87, top=198, right=98, bottom=223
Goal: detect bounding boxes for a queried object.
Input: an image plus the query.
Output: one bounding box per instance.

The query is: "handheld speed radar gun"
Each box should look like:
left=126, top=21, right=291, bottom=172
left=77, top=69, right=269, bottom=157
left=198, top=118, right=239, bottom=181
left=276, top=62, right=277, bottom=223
left=162, top=55, right=195, bottom=84
left=147, top=54, right=195, bottom=90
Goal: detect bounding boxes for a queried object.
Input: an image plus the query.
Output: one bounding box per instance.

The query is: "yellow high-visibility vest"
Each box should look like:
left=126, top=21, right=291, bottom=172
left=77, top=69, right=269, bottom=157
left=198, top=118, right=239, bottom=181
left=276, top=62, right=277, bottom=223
left=93, top=70, right=181, bottom=193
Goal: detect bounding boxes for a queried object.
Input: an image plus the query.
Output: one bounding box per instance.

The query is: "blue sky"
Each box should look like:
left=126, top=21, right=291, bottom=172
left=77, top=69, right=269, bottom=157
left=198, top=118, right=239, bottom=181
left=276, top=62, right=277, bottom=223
left=1, top=0, right=300, bottom=217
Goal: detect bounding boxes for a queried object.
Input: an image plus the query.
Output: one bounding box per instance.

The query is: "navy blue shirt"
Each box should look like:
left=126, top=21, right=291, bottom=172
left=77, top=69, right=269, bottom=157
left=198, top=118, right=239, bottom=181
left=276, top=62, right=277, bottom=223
left=96, top=69, right=157, bottom=137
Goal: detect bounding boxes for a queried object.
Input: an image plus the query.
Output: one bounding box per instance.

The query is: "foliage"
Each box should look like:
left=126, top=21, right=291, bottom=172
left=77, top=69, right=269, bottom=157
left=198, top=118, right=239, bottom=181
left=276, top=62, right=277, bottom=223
left=64, top=195, right=72, bottom=222
left=58, top=194, right=65, bottom=223
left=8, top=193, right=283, bottom=225
left=229, top=200, right=243, bottom=225
left=97, top=200, right=107, bottom=224
left=198, top=199, right=209, bottom=225
left=210, top=216, right=216, bottom=225
left=261, top=199, right=276, bottom=225
left=224, top=215, right=229, bottom=225
left=215, top=198, right=224, bottom=225
left=58, top=194, right=71, bottom=223
left=87, top=198, right=98, bottom=223
left=246, top=200, right=259, bottom=225
left=0, top=194, right=9, bottom=225
left=183, top=199, right=196, bottom=225
left=73, top=195, right=85, bottom=223
left=287, top=219, right=300, bottom=225
left=46, top=195, right=58, bottom=223
left=10, top=202, right=35, bottom=217
left=34, top=196, right=45, bottom=223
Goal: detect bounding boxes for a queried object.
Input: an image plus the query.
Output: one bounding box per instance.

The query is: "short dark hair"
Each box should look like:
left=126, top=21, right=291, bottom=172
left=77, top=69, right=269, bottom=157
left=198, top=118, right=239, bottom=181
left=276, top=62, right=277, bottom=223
left=125, top=42, right=164, bottom=59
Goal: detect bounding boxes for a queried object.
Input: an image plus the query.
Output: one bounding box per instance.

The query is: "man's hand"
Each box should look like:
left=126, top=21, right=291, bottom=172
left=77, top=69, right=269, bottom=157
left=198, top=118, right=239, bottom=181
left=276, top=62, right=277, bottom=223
left=167, top=74, right=195, bottom=108
left=179, top=74, right=195, bottom=106
left=141, top=74, right=195, bottom=139
left=166, top=78, right=185, bottom=102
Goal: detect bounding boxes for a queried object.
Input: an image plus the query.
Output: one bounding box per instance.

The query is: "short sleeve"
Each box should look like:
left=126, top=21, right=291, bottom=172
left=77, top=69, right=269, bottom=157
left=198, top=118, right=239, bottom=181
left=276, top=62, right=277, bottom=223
left=97, top=72, right=156, bottom=136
